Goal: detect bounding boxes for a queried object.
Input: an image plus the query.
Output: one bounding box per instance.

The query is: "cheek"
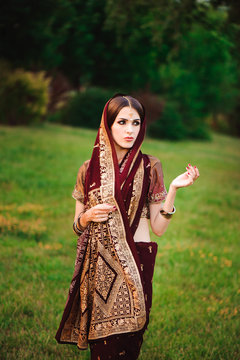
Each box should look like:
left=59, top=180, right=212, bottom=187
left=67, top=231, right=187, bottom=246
left=135, top=126, right=141, bottom=136
left=111, top=125, right=121, bottom=141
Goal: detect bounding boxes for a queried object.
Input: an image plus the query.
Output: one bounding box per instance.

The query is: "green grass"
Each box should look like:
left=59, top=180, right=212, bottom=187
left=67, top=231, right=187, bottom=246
left=0, top=123, right=239, bottom=360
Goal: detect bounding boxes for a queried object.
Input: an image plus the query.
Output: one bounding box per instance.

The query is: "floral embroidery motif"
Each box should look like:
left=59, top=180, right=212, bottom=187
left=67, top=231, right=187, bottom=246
left=63, top=126, right=146, bottom=348
left=149, top=190, right=167, bottom=203
left=72, top=188, right=84, bottom=203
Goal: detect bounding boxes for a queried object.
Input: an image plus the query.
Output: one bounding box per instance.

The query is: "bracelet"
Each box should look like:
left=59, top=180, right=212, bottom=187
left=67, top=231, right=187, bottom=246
left=77, top=213, right=86, bottom=232
left=73, top=221, right=83, bottom=236
left=159, top=205, right=176, bottom=219
left=73, top=213, right=86, bottom=236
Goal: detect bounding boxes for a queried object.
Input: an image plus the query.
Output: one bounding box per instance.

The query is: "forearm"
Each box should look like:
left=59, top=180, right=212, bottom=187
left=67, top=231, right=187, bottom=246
left=162, top=184, right=177, bottom=213
left=73, top=202, right=116, bottom=236
left=151, top=184, right=177, bottom=237
left=79, top=210, right=91, bottom=228
left=73, top=211, right=87, bottom=236
left=73, top=201, right=90, bottom=236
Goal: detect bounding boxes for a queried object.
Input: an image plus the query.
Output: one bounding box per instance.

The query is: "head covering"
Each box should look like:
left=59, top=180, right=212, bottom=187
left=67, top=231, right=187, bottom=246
left=56, top=96, right=152, bottom=349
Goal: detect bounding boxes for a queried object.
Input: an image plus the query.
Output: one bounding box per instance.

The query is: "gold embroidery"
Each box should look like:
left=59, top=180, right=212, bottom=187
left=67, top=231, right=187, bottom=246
left=149, top=190, right=167, bottom=203
left=140, top=201, right=150, bottom=219
left=119, top=150, right=131, bottom=174
left=128, top=159, right=144, bottom=225
left=69, top=122, right=146, bottom=348
left=72, top=188, right=84, bottom=203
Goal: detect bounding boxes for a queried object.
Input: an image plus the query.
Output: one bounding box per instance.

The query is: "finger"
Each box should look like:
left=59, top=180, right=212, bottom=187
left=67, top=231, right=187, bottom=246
left=102, top=203, right=117, bottom=210
left=186, top=170, right=194, bottom=178
left=194, top=166, right=200, bottom=177
left=191, top=166, right=199, bottom=180
left=94, top=207, right=109, bottom=214
left=186, top=173, right=194, bottom=184
left=186, top=165, right=194, bottom=177
left=96, top=218, right=109, bottom=222
left=97, top=205, right=116, bottom=212
left=95, top=215, right=109, bottom=222
left=186, top=171, right=194, bottom=185
left=186, top=164, right=195, bottom=176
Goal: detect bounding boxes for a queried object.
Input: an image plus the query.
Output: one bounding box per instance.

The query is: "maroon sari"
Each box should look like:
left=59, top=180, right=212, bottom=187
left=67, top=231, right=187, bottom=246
left=55, top=98, right=158, bottom=359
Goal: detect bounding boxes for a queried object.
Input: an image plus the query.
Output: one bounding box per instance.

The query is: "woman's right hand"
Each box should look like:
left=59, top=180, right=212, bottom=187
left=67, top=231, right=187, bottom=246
left=80, top=203, right=117, bottom=227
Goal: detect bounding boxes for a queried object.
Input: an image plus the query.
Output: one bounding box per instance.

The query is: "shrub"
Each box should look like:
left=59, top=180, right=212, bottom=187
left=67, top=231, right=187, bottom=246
left=147, top=99, right=211, bottom=141
left=0, top=61, right=50, bottom=125
left=59, top=87, right=113, bottom=128
left=147, top=101, right=187, bottom=140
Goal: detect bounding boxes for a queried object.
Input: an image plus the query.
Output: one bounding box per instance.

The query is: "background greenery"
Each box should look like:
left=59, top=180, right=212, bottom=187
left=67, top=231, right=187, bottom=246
left=0, top=124, right=239, bottom=359
left=0, top=1, right=240, bottom=358
left=0, top=0, right=240, bottom=138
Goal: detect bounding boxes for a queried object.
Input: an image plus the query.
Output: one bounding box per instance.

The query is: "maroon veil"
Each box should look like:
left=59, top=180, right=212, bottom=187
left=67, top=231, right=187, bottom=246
left=55, top=96, right=158, bottom=359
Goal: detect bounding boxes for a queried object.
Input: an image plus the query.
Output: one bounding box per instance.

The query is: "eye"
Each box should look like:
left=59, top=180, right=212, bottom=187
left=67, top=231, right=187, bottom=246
left=118, top=120, right=126, bottom=125
left=133, top=120, right=140, bottom=126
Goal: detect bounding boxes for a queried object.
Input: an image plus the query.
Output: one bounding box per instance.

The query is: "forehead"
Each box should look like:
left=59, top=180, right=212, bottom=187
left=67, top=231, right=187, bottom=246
left=116, top=106, right=140, bottom=119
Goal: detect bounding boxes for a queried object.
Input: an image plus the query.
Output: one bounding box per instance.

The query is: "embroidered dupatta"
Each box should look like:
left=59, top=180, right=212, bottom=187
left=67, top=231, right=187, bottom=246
left=55, top=99, right=151, bottom=349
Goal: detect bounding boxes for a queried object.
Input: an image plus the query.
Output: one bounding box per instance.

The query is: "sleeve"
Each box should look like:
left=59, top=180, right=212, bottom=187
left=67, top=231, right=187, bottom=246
left=148, top=159, right=168, bottom=204
left=72, top=161, right=88, bottom=203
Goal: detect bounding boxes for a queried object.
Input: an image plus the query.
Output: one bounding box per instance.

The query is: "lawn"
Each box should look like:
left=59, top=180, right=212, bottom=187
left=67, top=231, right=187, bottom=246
left=0, top=123, right=239, bottom=359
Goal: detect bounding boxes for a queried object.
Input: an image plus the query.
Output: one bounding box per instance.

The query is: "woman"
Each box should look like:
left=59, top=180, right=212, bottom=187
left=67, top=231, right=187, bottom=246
left=55, top=94, right=199, bottom=359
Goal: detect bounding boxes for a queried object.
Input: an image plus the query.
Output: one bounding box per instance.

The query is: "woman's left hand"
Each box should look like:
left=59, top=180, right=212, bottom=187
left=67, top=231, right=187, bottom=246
left=170, top=164, right=200, bottom=190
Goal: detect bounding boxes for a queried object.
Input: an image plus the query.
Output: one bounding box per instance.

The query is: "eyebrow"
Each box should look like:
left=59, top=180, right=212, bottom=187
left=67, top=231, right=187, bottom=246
left=118, top=117, right=141, bottom=121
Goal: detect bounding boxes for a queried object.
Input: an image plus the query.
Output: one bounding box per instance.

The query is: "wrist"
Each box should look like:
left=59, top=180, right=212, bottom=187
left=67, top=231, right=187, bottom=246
left=169, top=183, right=178, bottom=192
left=73, top=212, right=87, bottom=236
left=160, top=205, right=176, bottom=219
left=80, top=210, right=90, bottom=228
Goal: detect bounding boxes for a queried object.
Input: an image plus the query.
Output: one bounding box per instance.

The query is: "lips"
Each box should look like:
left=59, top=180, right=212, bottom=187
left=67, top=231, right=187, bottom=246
left=124, top=137, right=134, bottom=141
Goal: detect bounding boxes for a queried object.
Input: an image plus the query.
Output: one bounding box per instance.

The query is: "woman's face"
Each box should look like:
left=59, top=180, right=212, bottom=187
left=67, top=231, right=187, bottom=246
left=111, top=107, right=141, bottom=150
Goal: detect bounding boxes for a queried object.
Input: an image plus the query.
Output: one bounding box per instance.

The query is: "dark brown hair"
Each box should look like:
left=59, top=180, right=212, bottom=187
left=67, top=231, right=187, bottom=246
left=107, top=94, right=145, bottom=129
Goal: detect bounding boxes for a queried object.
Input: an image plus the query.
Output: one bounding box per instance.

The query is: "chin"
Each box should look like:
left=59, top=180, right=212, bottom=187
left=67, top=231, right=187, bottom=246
left=121, top=144, right=133, bottom=149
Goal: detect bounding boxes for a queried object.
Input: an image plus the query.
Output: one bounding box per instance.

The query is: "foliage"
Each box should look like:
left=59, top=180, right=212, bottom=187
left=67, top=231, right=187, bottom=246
left=0, top=124, right=239, bottom=359
left=0, top=1, right=240, bottom=136
left=218, top=0, right=240, bottom=136
left=149, top=23, right=238, bottom=139
left=147, top=101, right=187, bottom=140
left=0, top=61, right=50, bottom=125
left=58, top=87, right=114, bottom=128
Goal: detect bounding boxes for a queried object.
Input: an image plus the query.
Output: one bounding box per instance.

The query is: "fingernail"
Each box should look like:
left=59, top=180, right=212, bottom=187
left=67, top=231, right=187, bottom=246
left=188, top=163, right=191, bottom=166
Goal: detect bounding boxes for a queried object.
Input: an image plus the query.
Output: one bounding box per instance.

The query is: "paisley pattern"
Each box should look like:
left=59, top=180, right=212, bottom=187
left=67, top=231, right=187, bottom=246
left=55, top=97, right=164, bottom=354
left=70, top=123, right=147, bottom=348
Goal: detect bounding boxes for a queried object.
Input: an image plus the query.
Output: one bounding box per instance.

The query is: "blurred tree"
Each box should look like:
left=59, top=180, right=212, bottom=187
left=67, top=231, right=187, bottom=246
left=152, top=22, right=238, bottom=138
left=0, top=0, right=209, bottom=88
left=210, top=0, right=240, bottom=135
left=0, top=1, right=73, bottom=68
left=0, top=0, right=239, bottom=137
left=104, top=0, right=239, bottom=138
left=0, top=61, right=50, bottom=125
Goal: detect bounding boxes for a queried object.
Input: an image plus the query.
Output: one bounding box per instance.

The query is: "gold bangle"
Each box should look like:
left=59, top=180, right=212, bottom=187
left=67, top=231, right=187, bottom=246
left=160, top=206, right=176, bottom=219
left=77, top=213, right=86, bottom=232
left=73, top=221, right=83, bottom=236
left=73, top=212, right=86, bottom=236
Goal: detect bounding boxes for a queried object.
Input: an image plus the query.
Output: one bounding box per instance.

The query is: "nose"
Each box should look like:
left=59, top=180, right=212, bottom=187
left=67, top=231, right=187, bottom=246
left=126, top=123, right=133, bottom=134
